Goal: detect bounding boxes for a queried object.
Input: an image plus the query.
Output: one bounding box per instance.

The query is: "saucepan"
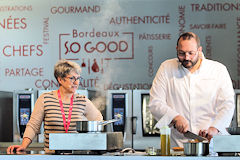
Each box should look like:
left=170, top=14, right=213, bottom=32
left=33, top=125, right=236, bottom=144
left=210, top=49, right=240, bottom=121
left=76, top=118, right=120, bottom=133
left=183, top=141, right=209, bottom=156
left=226, top=127, right=240, bottom=135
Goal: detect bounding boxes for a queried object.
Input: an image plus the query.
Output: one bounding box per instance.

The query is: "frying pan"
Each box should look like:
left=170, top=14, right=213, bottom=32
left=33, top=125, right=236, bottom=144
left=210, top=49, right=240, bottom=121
left=226, top=127, right=240, bottom=135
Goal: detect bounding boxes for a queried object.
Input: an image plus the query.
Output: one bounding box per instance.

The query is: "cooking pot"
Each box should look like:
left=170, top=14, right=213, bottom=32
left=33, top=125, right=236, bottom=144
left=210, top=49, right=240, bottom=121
left=76, top=119, right=120, bottom=133
left=183, top=142, right=209, bottom=156
left=226, top=127, right=240, bottom=135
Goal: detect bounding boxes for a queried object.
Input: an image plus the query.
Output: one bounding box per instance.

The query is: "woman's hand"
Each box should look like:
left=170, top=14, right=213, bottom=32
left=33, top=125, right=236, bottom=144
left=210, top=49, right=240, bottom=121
left=7, top=145, right=26, bottom=154
left=7, top=137, right=31, bottom=154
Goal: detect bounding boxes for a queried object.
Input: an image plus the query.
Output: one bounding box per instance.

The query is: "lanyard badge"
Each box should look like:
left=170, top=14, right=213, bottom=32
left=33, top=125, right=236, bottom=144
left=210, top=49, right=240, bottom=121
left=57, top=90, right=74, bottom=133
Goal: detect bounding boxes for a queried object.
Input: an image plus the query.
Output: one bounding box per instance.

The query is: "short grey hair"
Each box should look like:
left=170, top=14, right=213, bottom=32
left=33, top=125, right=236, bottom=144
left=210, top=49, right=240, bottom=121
left=54, top=59, right=81, bottom=82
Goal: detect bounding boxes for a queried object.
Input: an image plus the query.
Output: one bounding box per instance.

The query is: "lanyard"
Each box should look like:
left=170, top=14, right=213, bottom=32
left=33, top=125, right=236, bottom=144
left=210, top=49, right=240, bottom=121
left=57, top=90, right=74, bottom=133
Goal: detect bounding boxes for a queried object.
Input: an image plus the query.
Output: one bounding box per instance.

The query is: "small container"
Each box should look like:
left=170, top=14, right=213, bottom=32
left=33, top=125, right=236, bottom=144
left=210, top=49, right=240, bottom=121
left=146, top=147, right=161, bottom=156
left=160, top=126, right=171, bottom=156
left=146, top=147, right=157, bottom=156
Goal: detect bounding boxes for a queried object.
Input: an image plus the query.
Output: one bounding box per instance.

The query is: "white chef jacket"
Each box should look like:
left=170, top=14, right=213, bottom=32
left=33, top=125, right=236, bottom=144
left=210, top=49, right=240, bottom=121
left=149, top=57, right=235, bottom=148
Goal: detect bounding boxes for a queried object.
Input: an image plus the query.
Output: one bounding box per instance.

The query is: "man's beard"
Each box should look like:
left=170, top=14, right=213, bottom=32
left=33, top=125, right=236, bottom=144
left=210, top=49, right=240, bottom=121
left=179, top=57, right=198, bottom=69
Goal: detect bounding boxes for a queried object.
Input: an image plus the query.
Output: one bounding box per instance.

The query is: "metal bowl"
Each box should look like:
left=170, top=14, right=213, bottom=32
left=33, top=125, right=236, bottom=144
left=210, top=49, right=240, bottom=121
left=183, top=142, right=209, bottom=156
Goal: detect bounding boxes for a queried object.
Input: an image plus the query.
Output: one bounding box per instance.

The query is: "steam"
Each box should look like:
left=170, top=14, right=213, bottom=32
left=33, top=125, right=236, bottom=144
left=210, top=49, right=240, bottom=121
left=79, top=1, right=127, bottom=113
left=92, top=1, right=123, bottom=30
left=91, top=63, right=122, bottom=113
left=91, top=90, right=106, bottom=112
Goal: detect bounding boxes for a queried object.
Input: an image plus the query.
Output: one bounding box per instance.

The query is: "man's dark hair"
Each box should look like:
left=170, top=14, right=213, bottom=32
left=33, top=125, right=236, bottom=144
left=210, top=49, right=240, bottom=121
left=177, top=32, right=201, bottom=48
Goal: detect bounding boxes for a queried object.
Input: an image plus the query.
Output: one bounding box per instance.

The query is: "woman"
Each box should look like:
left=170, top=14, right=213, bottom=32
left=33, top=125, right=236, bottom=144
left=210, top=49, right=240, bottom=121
left=7, top=60, right=103, bottom=153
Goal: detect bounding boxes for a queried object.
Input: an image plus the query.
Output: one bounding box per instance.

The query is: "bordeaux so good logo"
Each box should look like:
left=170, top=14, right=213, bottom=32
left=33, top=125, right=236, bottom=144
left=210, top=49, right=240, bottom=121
left=62, top=28, right=130, bottom=56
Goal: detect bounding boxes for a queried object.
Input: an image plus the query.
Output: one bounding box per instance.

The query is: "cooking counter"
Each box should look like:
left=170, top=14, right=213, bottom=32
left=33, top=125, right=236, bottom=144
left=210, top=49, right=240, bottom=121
left=0, top=150, right=239, bottom=160
left=0, top=142, right=239, bottom=159
left=0, top=154, right=239, bottom=160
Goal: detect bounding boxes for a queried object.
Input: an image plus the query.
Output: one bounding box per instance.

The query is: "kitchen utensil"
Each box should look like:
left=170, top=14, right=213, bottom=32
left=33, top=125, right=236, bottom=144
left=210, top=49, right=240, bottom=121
left=76, top=121, right=103, bottom=132
left=98, top=119, right=120, bottom=126
left=226, top=127, right=240, bottom=135
left=183, top=141, right=209, bottom=156
left=76, top=118, right=120, bottom=133
left=183, top=131, right=207, bottom=142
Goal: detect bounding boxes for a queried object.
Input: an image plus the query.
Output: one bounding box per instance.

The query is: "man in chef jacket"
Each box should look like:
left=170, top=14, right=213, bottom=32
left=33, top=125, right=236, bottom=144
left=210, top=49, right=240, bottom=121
left=149, top=32, right=235, bottom=148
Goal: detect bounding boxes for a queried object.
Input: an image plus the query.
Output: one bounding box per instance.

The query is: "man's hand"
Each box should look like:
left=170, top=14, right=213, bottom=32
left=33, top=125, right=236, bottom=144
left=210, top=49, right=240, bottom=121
left=172, top=115, right=189, bottom=133
left=199, top=127, right=219, bottom=141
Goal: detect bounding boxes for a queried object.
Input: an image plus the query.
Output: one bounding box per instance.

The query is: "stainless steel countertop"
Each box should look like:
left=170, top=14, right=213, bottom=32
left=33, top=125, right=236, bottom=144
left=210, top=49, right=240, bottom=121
left=0, top=142, right=239, bottom=160
left=0, top=149, right=238, bottom=160
left=0, top=155, right=239, bottom=160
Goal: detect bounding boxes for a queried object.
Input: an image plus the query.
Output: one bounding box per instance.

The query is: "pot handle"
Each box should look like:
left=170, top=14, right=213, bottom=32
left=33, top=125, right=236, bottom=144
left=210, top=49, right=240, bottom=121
left=99, top=118, right=120, bottom=126
left=99, top=114, right=122, bottom=126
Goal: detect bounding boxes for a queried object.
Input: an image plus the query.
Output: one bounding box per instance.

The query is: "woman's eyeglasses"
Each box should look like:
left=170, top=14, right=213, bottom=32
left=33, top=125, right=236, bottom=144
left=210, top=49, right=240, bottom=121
left=66, top=76, right=83, bottom=83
